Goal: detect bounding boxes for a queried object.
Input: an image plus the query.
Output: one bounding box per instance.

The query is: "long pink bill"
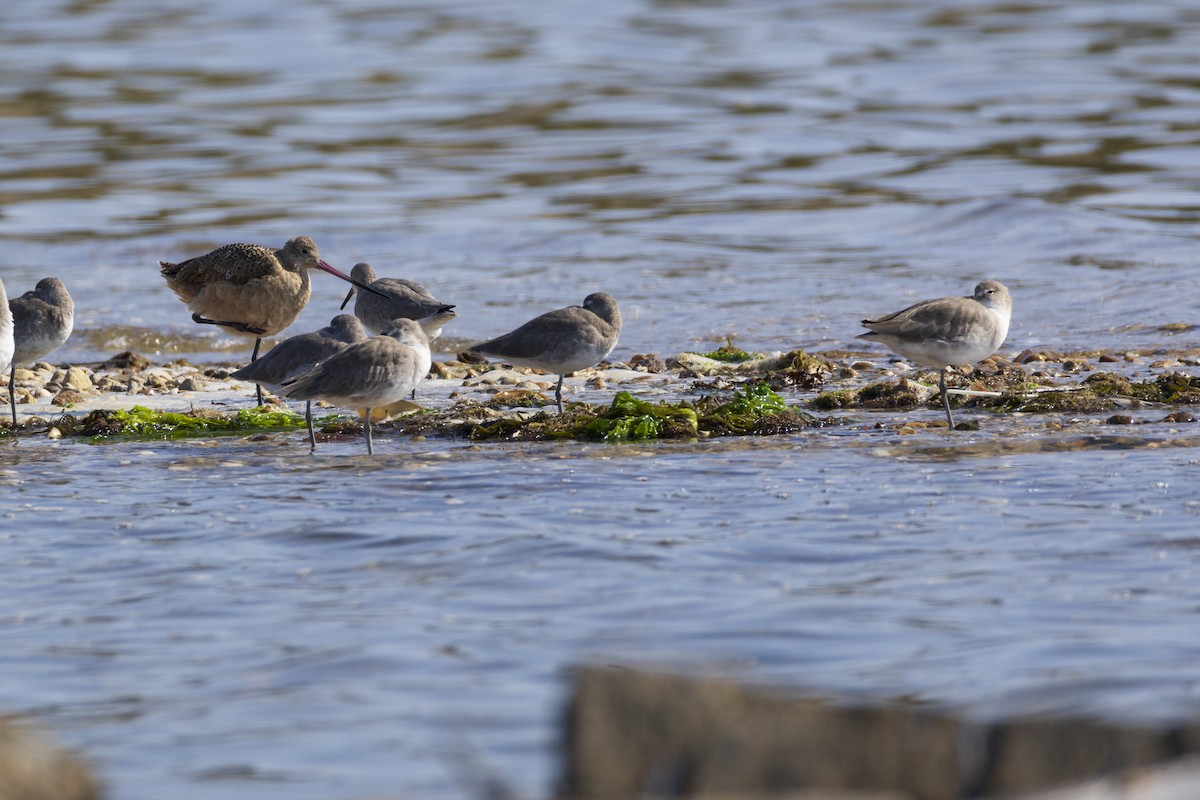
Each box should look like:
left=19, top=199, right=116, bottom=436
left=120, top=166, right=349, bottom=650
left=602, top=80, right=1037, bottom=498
left=316, top=260, right=388, bottom=299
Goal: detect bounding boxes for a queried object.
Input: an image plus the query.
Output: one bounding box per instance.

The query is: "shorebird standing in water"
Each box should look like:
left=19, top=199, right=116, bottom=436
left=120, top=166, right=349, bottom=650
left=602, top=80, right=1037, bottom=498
left=340, top=262, right=456, bottom=399
left=280, top=317, right=431, bottom=455
left=857, top=279, right=1012, bottom=430
left=159, top=236, right=383, bottom=406
left=340, top=262, right=457, bottom=339
left=230, top=314, right=368, bottom=448
left=0, top=280, right=14, bottom=415
left=8, top=277, right=74, bottom=427
left=467, top=292, right=622, bottom=414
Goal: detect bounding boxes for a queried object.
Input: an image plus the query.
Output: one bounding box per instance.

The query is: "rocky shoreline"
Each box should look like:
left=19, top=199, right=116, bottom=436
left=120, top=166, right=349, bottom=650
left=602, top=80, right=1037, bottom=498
left=5, top=337, right=1200, bottom=442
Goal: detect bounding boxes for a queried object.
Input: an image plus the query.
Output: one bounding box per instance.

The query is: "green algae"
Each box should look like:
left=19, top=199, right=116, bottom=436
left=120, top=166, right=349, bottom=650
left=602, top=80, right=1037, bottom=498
left=77, top=405, right=310, bottom=440
left=699, top=341, right=763, bottom=362
left=582, top=391, right=700, bottom=441
left=466, top=382, right=816, bottom=442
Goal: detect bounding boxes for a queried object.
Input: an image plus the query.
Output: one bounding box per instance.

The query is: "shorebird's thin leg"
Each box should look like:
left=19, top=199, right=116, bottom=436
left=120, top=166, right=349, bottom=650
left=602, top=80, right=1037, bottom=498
left=554, top=374, right=565, bottom=414
left=305, top=400, right=316, bottom=451
left=940, top=368, right=956, bottom=430
left=365, top=410, right=375, bottom=455
left=248, top=338, right=266, bottom=406
left=9, top=364, right=17, bottom=428
left=190, top=313, right=267, bottom=336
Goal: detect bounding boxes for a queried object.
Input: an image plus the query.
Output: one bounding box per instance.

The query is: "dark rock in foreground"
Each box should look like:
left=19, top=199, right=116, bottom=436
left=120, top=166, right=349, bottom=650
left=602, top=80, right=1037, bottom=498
left=561, top=667, right=1200, bottom=800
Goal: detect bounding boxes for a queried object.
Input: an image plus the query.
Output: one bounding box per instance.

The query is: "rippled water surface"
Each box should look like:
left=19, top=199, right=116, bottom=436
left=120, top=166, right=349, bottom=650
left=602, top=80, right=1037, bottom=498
left=4, top=1, right=1200, bottom=798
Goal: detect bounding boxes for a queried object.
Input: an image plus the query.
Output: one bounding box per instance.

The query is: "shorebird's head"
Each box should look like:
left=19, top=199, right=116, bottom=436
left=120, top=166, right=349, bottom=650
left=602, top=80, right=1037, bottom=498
left=340, top=263, right=380, bottom=309
left=33, top=277, right=74, bottom=312
left=582, top=292, right=622, bottom=329
left=282, top=239, right=389, bottom=299
left=326, top=314, right=369, bottom=344
left=973, top=280, right=1011, bottom=312
left=382, top=317, right=430, bottom=350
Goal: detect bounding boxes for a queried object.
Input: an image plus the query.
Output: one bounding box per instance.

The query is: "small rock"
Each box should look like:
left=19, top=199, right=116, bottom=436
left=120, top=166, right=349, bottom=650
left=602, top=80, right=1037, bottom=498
left=586, top=375, right=606, bottom=389
left=101, top=350, right=152, bottom=371
left=51, top=389, right=85, bottom=407
left=1162, top=411, right=1195, bottom=424
left=1097, top=353, right=1120, bottom=363
left=458, top=350, right=488, bottom=364
left=203, top=368, right=232, bottom=379
left=1106, top=414, right=1134, bottom=425
left=177, top=377, right=206, bottom=392
left=850, top=361, right=874, bottom=370
left=1149, top=359, right=1179, bottom=369
left=64, top=367, right=93, bottom=392
left=629, top=353, right=666, bottom=373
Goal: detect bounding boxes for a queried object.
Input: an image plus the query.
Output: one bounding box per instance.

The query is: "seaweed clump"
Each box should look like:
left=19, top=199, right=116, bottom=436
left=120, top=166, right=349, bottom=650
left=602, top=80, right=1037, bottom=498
left=700, top=342, right=762, bottom=362
left=469, top=382, right=817, bottom=442
left=78, top=405, right=309, bottom=440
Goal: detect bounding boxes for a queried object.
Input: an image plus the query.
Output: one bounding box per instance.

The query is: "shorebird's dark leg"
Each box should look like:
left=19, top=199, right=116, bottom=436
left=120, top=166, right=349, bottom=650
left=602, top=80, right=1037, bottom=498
left=554, top=374, right=565, bottom=414
left=365, top=410, right=375, bottom=455
left=9, top=364, right=17, bottom=428
left=940, top=368, right=956, bottom=430
left=251, top=337, right=265, bottom=406
left=190, top=313, right=267, bottom=336
left=305, top=400, right=316, bottom=451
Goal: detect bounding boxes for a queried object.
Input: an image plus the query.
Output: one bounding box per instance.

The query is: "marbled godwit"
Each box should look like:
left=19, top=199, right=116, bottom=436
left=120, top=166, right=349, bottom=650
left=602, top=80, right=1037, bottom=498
left=8, top=277, right=74, bottom=427
left=340, top=262, right=457, bottom=339
left=230, top=314, right=368, bottom=448
left=159, top=236, right=381, bottom=405
left=280, top=318, right=431, bottom=455
left=467, top=292, right=622, bottom=414
left=857, top=279, right=1012, bottom=430
left=0, top=280, right=14, bottom=413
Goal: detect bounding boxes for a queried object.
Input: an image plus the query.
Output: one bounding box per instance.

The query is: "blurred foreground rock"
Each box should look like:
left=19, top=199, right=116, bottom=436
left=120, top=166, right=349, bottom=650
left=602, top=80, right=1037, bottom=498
left=0, top=716, right=101, bottom=800
left=561, top=668, right=1200, bottom=800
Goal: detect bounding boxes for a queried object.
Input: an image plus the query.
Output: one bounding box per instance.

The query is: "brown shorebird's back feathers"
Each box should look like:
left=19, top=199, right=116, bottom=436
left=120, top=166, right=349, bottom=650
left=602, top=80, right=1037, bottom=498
left=159, top=243, right=279, bottom=286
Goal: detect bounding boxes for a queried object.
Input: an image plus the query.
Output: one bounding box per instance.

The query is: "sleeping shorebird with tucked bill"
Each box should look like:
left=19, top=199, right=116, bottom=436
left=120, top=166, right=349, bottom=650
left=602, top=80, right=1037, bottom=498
left=159, top=236, right=384, bottom=406
left=230, top=314, right=368, bottom=448
left=857, top=279, right=1012, bottom=430
left=467, top=292, right=622, bottom=414
left=8, top=277, right=74, bottom=428
left=279, top=318, right=431, bottom=455
left=340, top=262, right=457, bottom=340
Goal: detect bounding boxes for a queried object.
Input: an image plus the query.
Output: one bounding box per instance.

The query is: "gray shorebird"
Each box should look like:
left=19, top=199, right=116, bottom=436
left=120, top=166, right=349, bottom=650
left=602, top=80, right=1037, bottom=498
left=159, top=236, right=382, bottom=406
left=857, top=279, right=1012, bottom=430
left=230, top=314, right=368, bottom=448
left=467, top=292, right=622, bottom=414
left=340, top=262, right=457, bottom=339
left=8, top=277, right=74, bottom=427
left=0, top=280, right=14, bottom=413
left=280, top=318, right=431, bottom=455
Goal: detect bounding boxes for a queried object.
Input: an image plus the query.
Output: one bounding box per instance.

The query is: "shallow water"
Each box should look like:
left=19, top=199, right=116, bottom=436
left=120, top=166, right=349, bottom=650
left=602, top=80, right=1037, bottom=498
left=4, top=0, right=1200, bottom=798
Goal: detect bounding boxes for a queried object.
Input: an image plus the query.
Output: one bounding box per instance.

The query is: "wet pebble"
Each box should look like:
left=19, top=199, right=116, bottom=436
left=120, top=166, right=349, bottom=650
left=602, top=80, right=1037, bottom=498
left=52, top=389, right=85, bottom=407
left=1162, top=411, right=1195, bottom=424
left=177, top=377, right=206, bottom=392
left=1107, top=414, right=1134, bottom=425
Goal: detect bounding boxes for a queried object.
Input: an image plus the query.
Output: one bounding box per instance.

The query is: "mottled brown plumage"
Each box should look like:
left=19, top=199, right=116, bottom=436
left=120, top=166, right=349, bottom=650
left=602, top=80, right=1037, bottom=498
left=159, top=236, right=381, bottom=405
